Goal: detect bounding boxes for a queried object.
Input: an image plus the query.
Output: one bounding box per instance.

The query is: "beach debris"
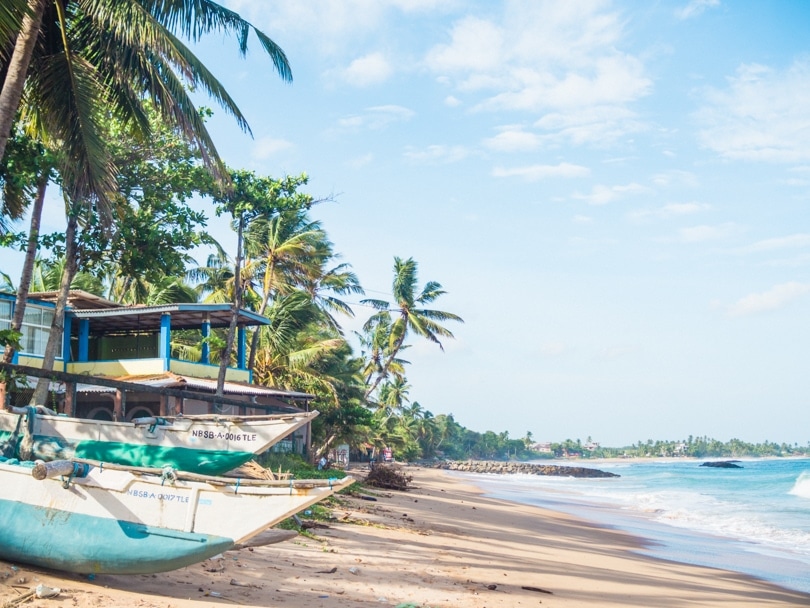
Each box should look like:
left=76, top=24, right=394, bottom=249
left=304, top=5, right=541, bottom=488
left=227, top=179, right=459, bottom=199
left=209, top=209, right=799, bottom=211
left=364, top=464, right=413, bottom=490
left=1, top=584, right=61, bottom=608
left=35, top=584, right=61, bottom=599
left=522, top=585, right=553, bottom=594
left=348, top=567, right=360, bottom=575
left=316, top=567, right=338, bottom=574
left=229, top=578, right=262, bottom=588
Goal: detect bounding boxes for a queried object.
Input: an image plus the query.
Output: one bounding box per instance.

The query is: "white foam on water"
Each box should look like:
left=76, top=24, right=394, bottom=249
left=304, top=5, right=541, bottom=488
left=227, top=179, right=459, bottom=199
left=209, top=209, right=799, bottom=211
left=788, top=471, right=810, bottom=499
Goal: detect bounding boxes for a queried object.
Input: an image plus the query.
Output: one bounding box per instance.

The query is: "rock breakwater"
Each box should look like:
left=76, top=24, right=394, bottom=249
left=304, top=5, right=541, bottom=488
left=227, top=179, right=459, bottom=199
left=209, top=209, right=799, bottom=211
left=435, top=460, right=619, bottom=478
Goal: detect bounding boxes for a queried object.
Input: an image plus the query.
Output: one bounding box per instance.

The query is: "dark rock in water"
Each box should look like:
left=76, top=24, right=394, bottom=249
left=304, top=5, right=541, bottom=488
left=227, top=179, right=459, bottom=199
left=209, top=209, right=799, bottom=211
left=700, top=460, right=743, bottom=469
left=434, top=460, right=619, bottom=478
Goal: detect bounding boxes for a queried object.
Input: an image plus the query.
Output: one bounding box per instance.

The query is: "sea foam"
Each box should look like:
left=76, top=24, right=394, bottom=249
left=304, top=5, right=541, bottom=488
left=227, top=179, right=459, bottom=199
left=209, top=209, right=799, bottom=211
left=788, top=471, right=810, bottom=499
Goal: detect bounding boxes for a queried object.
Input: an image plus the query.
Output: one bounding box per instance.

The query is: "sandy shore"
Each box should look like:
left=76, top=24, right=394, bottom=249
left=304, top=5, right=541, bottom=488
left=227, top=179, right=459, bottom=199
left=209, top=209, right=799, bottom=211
left=2, top=465, right=809, bottom=607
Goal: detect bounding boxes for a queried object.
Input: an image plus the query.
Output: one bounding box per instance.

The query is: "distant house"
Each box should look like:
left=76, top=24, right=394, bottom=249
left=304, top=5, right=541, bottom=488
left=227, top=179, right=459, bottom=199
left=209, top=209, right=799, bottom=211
left=0, top=290, right=315, bottom=454
left=533, top=442, right=553, bottom=453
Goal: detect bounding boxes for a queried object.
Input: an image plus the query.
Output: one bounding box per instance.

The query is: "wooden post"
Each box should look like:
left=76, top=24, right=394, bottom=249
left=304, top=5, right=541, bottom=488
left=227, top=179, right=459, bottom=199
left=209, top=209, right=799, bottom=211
left=159, top=394, right=169, bottom=417
left=175, top=396, right=184, bottom=415
left=63, top=381, right=76, bottom=416
left=113, top=389, right=126, bottom=421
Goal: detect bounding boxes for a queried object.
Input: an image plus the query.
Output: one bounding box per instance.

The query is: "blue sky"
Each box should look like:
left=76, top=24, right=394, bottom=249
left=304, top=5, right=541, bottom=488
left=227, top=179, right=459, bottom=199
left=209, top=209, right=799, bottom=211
left=7, top=0, right=810, bottom=446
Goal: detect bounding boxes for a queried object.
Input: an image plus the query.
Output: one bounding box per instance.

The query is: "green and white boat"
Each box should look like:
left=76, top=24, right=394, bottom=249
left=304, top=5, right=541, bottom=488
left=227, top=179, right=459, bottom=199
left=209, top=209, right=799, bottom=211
left=0, top=456, right=352, bottom=574
left=0, top=407, right=318, bottom=475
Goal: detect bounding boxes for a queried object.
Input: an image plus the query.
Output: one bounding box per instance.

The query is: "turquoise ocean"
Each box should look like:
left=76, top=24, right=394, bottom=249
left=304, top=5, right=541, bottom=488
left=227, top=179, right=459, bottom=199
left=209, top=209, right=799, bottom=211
left=452, top=457, right=810, bottom=593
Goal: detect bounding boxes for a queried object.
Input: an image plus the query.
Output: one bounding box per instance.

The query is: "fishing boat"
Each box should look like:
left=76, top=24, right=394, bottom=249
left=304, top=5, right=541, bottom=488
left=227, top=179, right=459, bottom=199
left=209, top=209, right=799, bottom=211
left=0, top=456, right=352, bottom=575
left=0, top=407, right=318, bottom=476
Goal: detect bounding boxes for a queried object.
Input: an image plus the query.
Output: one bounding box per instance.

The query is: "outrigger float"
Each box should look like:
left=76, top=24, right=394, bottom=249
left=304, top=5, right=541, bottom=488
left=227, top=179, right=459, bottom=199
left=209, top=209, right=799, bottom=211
left=0, top=456, right=352, bottom=574
left=0, top=406, right=318, bottom=476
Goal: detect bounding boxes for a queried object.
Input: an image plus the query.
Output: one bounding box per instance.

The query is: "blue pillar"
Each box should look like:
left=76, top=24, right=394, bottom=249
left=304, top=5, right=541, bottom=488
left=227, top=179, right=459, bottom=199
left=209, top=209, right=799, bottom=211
left=78, top=319, right=90, bottom=362
left=62, top=314, right=72, bottom=368
left=160, top=313, right=171, bottom=370
left=201, top=317, right=211, bottom=364
left=237, top=327, right=246, bottom=370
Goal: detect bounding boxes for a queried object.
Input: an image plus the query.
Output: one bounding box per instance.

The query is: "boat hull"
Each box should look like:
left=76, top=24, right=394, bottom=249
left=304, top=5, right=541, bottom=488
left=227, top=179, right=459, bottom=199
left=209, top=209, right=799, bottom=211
left=0, top=410, right=317, bottom=475
left=0, top=458, right=352, bottom=574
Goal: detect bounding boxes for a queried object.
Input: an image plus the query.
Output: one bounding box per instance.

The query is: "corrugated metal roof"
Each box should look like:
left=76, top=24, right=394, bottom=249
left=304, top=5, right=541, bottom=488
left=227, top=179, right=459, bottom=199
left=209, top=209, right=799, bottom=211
left=68, top=303, right=270, bottom=332
left=74, top=372, right=313, bottom=400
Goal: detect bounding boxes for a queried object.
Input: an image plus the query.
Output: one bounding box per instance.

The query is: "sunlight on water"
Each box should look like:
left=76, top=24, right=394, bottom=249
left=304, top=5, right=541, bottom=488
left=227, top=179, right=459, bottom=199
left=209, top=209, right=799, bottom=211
left=788, top=471, right=810, bottom=499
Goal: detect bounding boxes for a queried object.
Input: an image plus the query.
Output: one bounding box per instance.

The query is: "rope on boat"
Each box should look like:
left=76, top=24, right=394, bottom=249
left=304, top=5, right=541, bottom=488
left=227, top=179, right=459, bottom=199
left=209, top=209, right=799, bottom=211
left=17, top=406, right=37, bottom=461
left=59, top=462, right=91, bottom=489
left=234, top=478, right=241, bottom=494
left=160, top=466, right=177, bottom=485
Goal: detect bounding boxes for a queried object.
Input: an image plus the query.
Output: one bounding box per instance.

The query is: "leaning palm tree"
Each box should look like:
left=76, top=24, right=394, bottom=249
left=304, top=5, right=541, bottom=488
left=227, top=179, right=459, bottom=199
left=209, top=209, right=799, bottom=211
left=361, top=257, right=463, bottom=399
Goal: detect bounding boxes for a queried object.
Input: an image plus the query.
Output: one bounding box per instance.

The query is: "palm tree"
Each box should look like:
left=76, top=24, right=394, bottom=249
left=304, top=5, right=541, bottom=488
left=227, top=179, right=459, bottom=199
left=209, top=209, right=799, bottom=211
left=243, top=210, right=324, bottom=369
left=361, top=257, right=463, bottom=399
left=2, top=0, right=292, bottom=379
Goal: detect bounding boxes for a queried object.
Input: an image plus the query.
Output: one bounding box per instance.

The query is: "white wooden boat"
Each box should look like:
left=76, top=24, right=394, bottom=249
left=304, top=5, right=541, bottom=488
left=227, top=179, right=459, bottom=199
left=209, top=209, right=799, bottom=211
left=0, top=407, right=317, bottom=475
left=0, top=457, right=352, bottom=574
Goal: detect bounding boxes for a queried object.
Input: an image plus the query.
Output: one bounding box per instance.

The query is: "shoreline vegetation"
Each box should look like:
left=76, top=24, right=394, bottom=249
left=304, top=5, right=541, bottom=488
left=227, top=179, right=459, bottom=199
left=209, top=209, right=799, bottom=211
left=2, top=465, right=809, bottom=608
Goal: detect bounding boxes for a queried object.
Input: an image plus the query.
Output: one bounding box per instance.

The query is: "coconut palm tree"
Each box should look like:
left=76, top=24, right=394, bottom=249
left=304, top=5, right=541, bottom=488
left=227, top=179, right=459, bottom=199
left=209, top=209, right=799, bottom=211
left=361, top=257, right=463, bottom=399
left=2, top=0, right=292, bottom=386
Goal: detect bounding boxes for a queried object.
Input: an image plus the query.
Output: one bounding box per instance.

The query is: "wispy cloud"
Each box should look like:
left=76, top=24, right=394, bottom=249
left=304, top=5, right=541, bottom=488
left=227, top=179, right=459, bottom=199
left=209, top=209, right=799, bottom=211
left=572, top=183, right=649, bottom=205
left=675, top=0, right=720, bottom=20
left=727, top=282, right=810, bottom=316
left=650, top=170, right=699, bottom=188
left=628, top=202, right=710, bottom=221
left=252, top=136, right=293, bottom=159
left=335, top=105, right=415, bottom=131
left=492, top=162, right=590, bottom=181
left=697, top=60, right=810, bottom=163
left=403, top=144, right=471, bottom=163
left=736, top=234, right=810, bottom=254
left=676, top=223, right=738, bottom=243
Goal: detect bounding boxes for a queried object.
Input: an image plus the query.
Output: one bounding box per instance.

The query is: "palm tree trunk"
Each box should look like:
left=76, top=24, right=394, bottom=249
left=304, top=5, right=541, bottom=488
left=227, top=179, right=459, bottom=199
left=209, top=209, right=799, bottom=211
left=217, top=213, right=244, bottom=397
left=30, top=209, right=78, bottom=406
left=364, top=335, right=405, bottom=399
left=0, top=0, right=46, bottom=165
left=2, top=170, right=47, bottom=365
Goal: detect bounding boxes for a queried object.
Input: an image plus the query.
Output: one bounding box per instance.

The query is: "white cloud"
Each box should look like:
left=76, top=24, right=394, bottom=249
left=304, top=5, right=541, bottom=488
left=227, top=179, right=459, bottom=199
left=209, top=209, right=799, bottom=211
left=727, top=282, right=810, bottom=316
left=628, top=202, right=710, bottom=221
left=403, top=144, right=471, bottom=163
left=482, top=128, right=540, bottom=152
left=738, top=234, right=810, bottom=254
left=423, top=3, right=651, bottom=145
left=534, top=106, right=647, bottom=147
left=697, top=60, right=810, bottom=163
left=540, top=342, right=567, bottom=356
left=675, top=0, right=720, bottom=20
left=492, top=162, right=590, bottom=181
left=573, top=214, right=593, bottom=223
left=677, top=223, right=737, bottom=242
left=572, top=182, right=649, bottom=205
left=347, top=153, right=374, bottom=169
left=444, top=95, right=462, bottom=107
left=252, top=136, right=293, bottom=159
left=342, top=52, right=393, bottom=87
left=650, top=170, right=699, bottom=188
left=336, top=105, right=415, bottom=131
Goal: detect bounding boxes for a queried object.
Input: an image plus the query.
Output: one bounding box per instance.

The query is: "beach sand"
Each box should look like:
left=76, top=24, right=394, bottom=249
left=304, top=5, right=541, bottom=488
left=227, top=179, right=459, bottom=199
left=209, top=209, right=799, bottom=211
left=2, top=465, right=809, bottom=607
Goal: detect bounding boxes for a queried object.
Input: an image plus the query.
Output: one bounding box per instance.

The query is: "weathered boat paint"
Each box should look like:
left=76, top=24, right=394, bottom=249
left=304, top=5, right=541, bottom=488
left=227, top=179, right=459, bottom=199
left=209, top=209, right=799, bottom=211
left=0, top=409, right=317, bottom=475
left=0, top=457, right=352, bottom=574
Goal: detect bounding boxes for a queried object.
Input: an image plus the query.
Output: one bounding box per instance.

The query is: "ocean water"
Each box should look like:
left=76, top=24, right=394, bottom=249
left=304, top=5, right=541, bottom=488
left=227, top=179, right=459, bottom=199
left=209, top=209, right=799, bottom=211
left=452, top=457, right=810, bottom=594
